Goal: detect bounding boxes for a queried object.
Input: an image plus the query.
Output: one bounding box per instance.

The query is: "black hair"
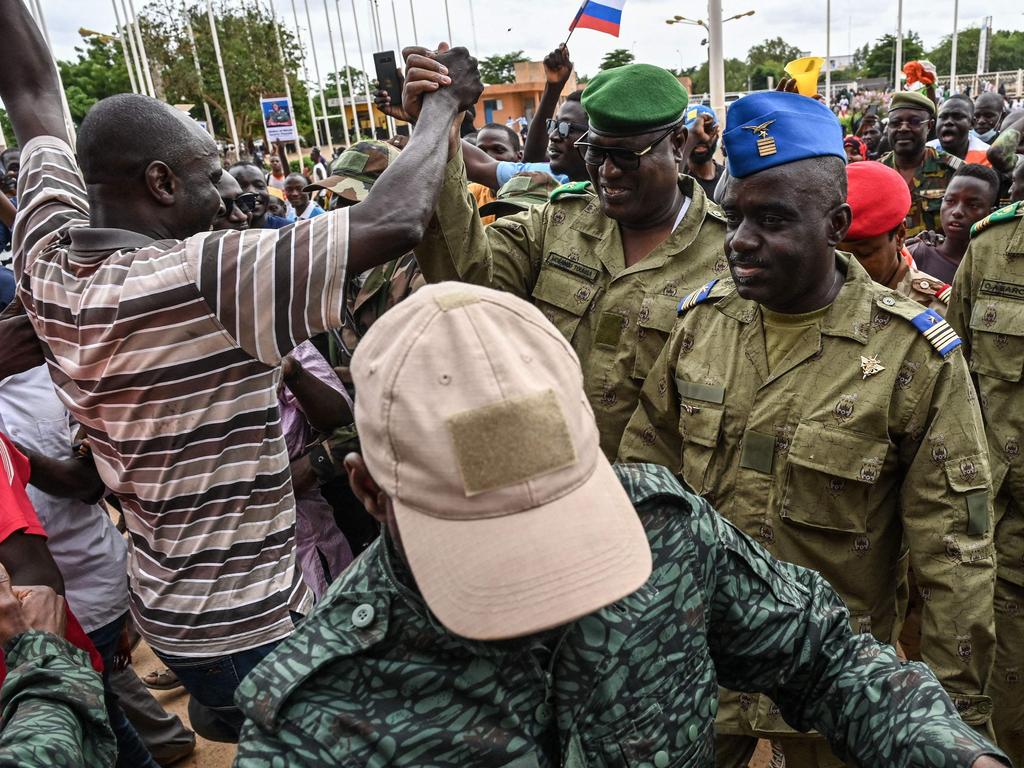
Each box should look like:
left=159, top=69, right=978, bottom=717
left=78, top=93, right=212, bottom=185
left=479, top=123, right=521, bottom=152
left=566, top=90, right=584, bottom=103
left=942, top=94, right=974, bottom=115
left=952, top=163, right=1001, bottom=207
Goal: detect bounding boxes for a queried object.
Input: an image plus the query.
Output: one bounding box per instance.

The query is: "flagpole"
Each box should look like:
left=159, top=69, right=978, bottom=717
left=443, top=0, right=452, bottom=42
left=117, top=0, right=147, bottom=96
left=467, top=0, right=479, bottom=52
left=564, top=0, right=587, bottom=47
left=290, top=0, right=323, bottom=147
left=206, top=0, right=240, bottom=159
left=182, top=1, right=215, bottom=135
left=335, top=0, right=363, bottom=139
left=350, top=0, right=379, bottom=139
left=110, top=0, right=139, bottom=93
left=303, top=0, right=334, bottom=147
left=408, top=0, right=419, bottom=45
left=126, top=0, right=156, bottom=96
left=323, top=0, right=352, bottom=147
left=368, top=1, right=397, bottom=137
left=266, top=0, right=296, bottom=130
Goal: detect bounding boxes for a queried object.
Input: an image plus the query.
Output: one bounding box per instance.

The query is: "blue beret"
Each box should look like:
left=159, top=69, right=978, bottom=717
left=723, top=91, right=845, bottom=179
left=685, top=104, right=718, bottom=129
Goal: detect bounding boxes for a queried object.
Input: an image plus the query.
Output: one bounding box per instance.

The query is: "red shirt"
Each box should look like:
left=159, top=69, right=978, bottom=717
left=0, top=433, right=103, bottom=678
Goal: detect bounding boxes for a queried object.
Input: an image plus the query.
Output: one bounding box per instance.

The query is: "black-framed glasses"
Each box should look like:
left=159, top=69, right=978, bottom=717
left=219, top=192, right=261, bottom=217
left=889, top=115, right=928, bottom=129
left=573, top=125, right=678, bottom=171
left=546, top=118, right=588, bottom=138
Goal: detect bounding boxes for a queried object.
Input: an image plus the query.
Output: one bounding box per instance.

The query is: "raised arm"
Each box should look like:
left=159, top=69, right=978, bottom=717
left=0, top=0, right=69, bottom=146
left=522, top=45, right=574, bottom=163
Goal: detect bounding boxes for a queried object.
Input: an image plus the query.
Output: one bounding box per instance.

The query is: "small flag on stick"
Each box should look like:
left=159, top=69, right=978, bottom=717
left=568, top=0, right=625, bottom=38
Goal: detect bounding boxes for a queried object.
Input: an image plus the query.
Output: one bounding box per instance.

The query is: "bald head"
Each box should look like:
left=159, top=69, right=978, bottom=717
left=78, top=93, right=217, bottom=186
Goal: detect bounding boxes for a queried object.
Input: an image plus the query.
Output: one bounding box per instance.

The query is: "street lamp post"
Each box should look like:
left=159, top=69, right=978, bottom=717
left=950, top=0, right=959, bottom=93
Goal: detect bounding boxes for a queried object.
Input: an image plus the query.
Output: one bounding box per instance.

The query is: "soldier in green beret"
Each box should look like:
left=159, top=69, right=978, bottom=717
left=947, top=198, right=1024, bottom=766
left=619, top=90, right=998, bottom=767
left=403, top=51, right=728, bottom=459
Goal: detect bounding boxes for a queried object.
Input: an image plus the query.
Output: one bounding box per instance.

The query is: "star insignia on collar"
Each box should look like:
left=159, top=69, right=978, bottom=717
left=861, top=355, right=885, bottom=379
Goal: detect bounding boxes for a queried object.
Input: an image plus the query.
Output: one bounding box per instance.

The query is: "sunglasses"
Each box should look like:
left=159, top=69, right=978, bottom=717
left=889, top=116, right=929, bottom=129
left=573, top=125, right=678, bottom=171
left=546, top=118, right=589, bottom=138
left=219, top=192, right=261, bottom=217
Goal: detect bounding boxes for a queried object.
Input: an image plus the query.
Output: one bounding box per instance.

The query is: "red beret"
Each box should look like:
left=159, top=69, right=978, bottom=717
left=845, top=161, right=912, bottom=240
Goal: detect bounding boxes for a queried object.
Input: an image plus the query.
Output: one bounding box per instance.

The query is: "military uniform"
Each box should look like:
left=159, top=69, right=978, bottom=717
left=897, top=259, right=952, bottom=314
left=880, top=147, right=963, bottom=238
left=0, top=631, right=115, bottom=766
left=947, top=200, right=1024, bottom=765
left=234, top=464, right=1007, bottom=768
left=415, top=150, right=727, bottom=458
left=619, top=254, right=997, bottom=763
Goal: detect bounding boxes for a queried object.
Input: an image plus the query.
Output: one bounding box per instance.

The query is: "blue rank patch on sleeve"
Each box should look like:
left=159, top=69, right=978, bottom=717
left=677, top=279, right=719, bottom=314
left=910, top=308, right=962, bottom=357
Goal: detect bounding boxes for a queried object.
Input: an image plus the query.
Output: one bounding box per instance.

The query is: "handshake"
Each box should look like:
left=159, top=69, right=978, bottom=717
left=379, top=44, right=483, bottom=123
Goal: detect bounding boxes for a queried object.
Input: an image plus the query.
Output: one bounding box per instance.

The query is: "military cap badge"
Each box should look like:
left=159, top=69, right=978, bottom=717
left=743, top=120, right=777, bottom=157
left=860, top=355, right=885, bottom=379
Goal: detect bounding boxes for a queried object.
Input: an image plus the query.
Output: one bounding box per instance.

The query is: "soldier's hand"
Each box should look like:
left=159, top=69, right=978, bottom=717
left=0, top=563, right=30, bottom=646
left=434, top=46, right=483, bottom=111
left=13, top=583, right=66, bottom=639
left=401, top=44, right=452, bottom=121
left=543, top=44, right=573, bottom=86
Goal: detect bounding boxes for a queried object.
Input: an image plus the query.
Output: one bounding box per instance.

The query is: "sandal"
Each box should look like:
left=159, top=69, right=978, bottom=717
left=142, top=667, right=182, bottom=690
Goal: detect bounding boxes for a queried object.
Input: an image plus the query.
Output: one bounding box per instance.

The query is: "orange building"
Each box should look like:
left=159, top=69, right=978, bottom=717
left=473, top=61, right=579, bottom=128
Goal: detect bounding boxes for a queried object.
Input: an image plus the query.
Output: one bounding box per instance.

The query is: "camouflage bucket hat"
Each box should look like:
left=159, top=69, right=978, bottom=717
left=479, top=172, right=562, bottom=219
left=304, top=140, right=401, bottom=204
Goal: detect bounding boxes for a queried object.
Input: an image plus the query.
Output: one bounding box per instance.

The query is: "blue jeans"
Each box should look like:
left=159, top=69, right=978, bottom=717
left=88, top=613, right=161, bottom=768
left=155, top=639, right=281, bottom=743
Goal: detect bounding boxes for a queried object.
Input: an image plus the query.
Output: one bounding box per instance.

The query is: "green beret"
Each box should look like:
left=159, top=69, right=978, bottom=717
left=582, top=64, right=689, bottom=136
left=888, top=90, right=936, bottom=116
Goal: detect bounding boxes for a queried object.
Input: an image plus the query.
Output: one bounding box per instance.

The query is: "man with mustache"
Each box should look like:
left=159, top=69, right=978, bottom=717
left=620, top=90, right=997, bottom=768
left=409, top=55, right=728, bottom=460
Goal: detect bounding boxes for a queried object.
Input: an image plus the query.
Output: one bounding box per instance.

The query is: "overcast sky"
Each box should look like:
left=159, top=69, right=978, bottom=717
left=38, top=0, right=1024, bottom=87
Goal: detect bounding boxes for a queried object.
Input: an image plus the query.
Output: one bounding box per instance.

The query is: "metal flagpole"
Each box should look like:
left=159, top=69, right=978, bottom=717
left=950, top=0, right=959, bottom=93
left=370, top=0, right=397, bottom=137
left=825, top=0, right=831, bottom=104
left=126, top=0, right=157, bottom=96
left=894, top=0, right=903, bottom=89
left=110, top=0, right=139, bottom=93
left=118, top=0, right=147, bottom=95
left=290, top=0, right=323, bottom=147
left=466, top=0, right=478, bottom=53
left=443, top=0, right=452, bottom=42
left=323, top=0, right=351, bottom=147
left=707, top=0, right=725, bottom=130
left=335, top=0, right=362, bottom=139
left=267, top=0, right=297, bottom=139
left=350, top=0, right=379, bottom=139
left=206, top=0, right=240, bottom=158
left=407, top=0, right=419, bottom=45
left=390, top=0, right=402, bottom=53
left=27, top=0, right=77, bottom=146
left=182, top=3, right=215, bottom=135
left=303, top=0, right=334, bottom=147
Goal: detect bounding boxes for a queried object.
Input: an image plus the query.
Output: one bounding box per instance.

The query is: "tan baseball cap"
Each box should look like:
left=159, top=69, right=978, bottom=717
left=351, top=282, right=652, bottom=641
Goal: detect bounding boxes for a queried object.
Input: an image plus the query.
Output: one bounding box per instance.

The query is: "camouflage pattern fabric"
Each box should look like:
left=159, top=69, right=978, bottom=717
left=947, top=203, right=1024, bottom=765
left=415, top=148, right=728, bottom=459
left=0, top=630, right=115, bottom=767
left=880, top=147, right=962, bottom=238
left=619, top=254, right=997, bottom=752
left=233, top=463, right=1007, bottom=767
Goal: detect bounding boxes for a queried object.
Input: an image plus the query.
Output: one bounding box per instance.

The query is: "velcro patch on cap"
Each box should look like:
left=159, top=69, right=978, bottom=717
left=434, top=292, right=480, bottom=311
left=336, top=152, right=369, bottom=175
left=448, top=389, right=577, bottom=496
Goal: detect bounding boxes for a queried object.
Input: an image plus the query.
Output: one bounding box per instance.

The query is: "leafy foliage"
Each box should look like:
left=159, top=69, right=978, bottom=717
left=599, top=49, right=636, bottom=71
left=862, top=33, right=925, bottom=78
left=478, top=51, right=528, bottom=84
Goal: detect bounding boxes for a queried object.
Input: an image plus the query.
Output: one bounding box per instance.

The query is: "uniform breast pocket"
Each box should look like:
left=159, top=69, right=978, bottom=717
left=631, top=294, right=680, bottom=382
left=781, top=421, right=890, bottom=534
left=968, top=298, right=1024, bottom=382
left=531, top=265, right=598, bottom=341
left=678, top=401, right=723, bottom=496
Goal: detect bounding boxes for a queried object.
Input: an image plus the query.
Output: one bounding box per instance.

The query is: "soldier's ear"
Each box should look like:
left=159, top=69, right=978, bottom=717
left=344, top=453, right=388, bottom=523
left=827, top=202, right=853, bottom=246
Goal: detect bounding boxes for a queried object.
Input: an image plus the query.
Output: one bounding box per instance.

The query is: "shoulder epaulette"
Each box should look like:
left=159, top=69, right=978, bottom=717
left=677, top=279, right=720, bottom=314
left=704, top=200, right=727, bottom=224
left=939, top=150, right=964, bottom=171
left=908, top=307, right=962, bottom=357
left=971, top=201, right=1023, bottom=238
left=549, top=181, right=594, bottom=202
left=935, top=283, right=952, bottom=304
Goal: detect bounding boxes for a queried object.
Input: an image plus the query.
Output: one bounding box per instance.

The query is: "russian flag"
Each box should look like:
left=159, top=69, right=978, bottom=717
left=569, top=0, right=625, bottom=37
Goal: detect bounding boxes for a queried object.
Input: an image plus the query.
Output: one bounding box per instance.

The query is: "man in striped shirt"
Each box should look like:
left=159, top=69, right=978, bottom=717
left=0, top=1, right=482, bottom=740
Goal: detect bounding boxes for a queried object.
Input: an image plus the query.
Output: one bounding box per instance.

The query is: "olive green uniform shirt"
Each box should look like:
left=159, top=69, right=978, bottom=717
left=880, top=147, right=962, bottom=238
left=947, top=202, right=1024, bottom=588
left=619, top=254, right=997, bottom=738
left=415, top=149, right=727, bottom=459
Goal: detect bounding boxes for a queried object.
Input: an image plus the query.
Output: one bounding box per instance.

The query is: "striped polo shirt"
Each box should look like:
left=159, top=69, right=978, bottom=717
left=13, top=136, right=349, bottom=657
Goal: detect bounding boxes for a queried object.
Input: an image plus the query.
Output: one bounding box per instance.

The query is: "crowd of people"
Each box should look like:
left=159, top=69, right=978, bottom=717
left=0, top=0, right=1023, bottom=763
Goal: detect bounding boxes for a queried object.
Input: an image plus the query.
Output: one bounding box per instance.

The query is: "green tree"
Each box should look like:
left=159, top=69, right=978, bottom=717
left=0, top=109, right=13, bottom=148
left=862, top=32, right=925, bottom=79
left=478, top=51, right=528, bottom=84
left=58, top=36, right=134, bottom=124
left=679, top=58, right=748, bottom=94
left=599, top=49, right=635, bottom=71
left=928, top=27, right=1024, bottom=75
left=746, top=37, right=802, bottom=69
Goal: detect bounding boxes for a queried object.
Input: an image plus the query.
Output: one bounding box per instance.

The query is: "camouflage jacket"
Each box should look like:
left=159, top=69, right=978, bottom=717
left=0, top=631, right=115, bottom=767
left=948, top=201, right=1024, bottom=587
left=619, top=254, right=997, bottom=736
left=233, top=464, right=1007, bottom=767
left=415, top=148, right=728, bottom=459
left=880, top=147, right=962, bottom=238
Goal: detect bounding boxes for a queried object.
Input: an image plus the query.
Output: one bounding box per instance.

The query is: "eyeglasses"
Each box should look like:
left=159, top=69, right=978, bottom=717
left=545, top=118, right=588, bottom=138
left=573, top=125, right=678, bottom=171
left=219, top=192, right=261, bottom=218
left=888, top=115, right=929, bottom=129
